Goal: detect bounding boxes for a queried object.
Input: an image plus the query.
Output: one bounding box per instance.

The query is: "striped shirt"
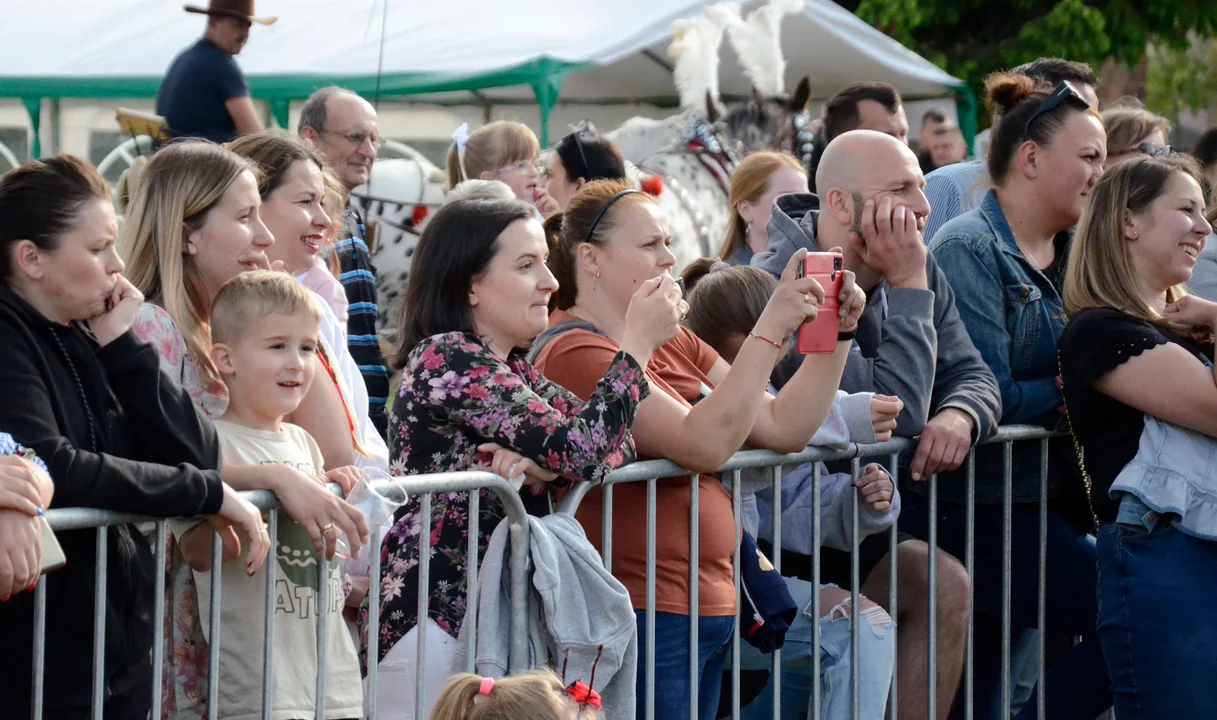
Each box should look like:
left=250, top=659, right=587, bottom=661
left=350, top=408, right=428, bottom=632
left=923, top=160, right=990, bottom=244
left=339, top=205, right=389, bottom=439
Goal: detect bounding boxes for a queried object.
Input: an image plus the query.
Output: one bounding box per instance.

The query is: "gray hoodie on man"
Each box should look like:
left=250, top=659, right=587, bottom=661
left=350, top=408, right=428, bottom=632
left=751, top=194, right=1001, bottom=457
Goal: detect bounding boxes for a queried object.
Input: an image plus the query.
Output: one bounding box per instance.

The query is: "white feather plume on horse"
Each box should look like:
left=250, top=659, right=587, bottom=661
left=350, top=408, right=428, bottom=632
left=609, top=4, right=731, bottom=162
left=668, top=8, right=728, bottom=114
left=359, top=0, right=808, bottom=330
left=714, top=0, right=803, bottom=96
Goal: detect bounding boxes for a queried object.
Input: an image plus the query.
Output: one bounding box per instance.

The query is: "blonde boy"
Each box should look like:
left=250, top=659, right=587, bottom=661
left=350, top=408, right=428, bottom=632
left=179, top=271, right=362, bottom=719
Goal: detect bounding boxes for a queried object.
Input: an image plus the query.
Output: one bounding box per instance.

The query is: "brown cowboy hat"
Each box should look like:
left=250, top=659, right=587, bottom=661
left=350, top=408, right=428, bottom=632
left=184, top=0, right=277, bottom=25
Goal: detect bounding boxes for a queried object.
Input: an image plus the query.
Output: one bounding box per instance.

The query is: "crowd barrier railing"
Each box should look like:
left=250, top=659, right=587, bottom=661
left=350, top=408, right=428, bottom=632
left=33, top=471, right=530, bottom=720
left=558, top=424, right=1064, bottom=720
left=31, top=426, right=1095, bottom=720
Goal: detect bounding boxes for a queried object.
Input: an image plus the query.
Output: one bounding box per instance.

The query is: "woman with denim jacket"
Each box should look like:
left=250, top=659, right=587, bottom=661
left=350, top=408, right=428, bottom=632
left=921, top=73, right=1111, bottom=720
left=1059, top=155, right=1216, bottom=718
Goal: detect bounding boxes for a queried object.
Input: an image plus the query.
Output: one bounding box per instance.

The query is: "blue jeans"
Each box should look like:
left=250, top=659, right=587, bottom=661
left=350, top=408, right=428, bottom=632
left=738, top=579, right=895, bottom=720
left=899, top=496, right=1111, bottom=720
left=635, top=611, right=735, bottom=720
left=1097, top=521, right=1217, bottom=718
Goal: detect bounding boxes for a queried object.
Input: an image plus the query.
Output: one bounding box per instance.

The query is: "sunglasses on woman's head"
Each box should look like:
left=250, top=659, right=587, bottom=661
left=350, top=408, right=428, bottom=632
left=571, top=132, right=591, bottom=175
left=1023, top=80, right=1092, bottom=137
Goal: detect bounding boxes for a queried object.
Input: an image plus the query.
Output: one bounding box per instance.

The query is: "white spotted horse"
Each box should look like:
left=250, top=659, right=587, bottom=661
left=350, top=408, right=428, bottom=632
left=607, top=76, right=816, bottom=270
left=347, top=144, right=447, bottom=329
left=356, top=79, right=814, bottom=332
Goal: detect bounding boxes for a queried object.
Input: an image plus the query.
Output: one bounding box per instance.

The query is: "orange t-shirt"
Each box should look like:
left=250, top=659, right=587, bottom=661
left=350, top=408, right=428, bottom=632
left=533, top=310, right=737, bottom=617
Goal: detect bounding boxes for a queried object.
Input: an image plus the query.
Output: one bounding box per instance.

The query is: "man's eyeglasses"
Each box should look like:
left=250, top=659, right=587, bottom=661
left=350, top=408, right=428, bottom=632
left=322, top=129, right=384, bottom=150
left=1023, top=81, right=1092, bottom=138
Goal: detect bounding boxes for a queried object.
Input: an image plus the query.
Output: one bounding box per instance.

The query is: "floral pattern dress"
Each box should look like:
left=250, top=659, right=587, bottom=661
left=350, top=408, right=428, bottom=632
left=131, top=303, right=227, bottom=720
left=359, top=332, right=648, bottom=668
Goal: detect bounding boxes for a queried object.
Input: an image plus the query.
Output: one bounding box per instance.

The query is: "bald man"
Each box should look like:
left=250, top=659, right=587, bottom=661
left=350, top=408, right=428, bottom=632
left=753, top=130, right=1001, bottom=720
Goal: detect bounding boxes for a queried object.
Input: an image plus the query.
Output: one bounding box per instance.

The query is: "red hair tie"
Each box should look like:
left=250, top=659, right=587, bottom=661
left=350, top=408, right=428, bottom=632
left=478, top=677, right=495, bottom=696
left=566, top=680, right=602, bottom=710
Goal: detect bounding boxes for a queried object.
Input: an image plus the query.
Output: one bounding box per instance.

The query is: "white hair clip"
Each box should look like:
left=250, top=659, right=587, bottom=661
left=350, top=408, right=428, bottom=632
left=452, top=122, right=472, bottom=181
left=452, top=122, right=470, bottom=152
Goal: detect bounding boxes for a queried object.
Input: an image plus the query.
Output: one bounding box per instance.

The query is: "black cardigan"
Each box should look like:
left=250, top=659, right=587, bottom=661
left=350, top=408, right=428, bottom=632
left=0, top=286, right=225, bottom=712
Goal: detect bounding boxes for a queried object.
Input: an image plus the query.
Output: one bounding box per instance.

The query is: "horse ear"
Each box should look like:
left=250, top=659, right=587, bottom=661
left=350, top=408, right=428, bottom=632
left=792, top=76, right=812, bottom=113
left=704, top=89, right=723, bottom=124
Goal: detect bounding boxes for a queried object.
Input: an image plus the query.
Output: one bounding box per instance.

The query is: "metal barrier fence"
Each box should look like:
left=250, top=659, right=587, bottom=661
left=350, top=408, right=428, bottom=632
left=558, top=424, right=1065, bottom=720
left=32, top=471, right=531, bottom=720
left=27, top=426, right=1099, bottom=720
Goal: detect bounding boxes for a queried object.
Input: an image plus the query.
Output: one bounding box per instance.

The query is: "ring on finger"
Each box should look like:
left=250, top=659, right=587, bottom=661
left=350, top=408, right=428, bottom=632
left=320, top=523, right=336, bottom=535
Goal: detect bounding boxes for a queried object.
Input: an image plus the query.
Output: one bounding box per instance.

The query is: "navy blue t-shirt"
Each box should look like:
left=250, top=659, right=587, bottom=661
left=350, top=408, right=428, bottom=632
left=156, top=39, right=248, bottom=143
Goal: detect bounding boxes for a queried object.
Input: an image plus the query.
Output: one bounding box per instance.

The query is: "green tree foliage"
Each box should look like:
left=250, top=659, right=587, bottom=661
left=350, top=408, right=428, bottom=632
left=1145, top=37, right=1217, bottom=123
left=839, top=0, right=1217, bottom=100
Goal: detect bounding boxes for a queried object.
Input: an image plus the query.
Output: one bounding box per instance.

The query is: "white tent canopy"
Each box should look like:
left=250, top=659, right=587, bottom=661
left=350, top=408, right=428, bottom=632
left=2, top=0, right=960, bottom=103
left=462, top=0, right=964, bottom=105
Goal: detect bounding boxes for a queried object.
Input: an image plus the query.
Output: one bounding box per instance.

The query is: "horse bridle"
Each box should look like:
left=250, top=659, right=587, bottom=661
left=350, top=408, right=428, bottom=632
left=792, top=109, right=816, bottom=175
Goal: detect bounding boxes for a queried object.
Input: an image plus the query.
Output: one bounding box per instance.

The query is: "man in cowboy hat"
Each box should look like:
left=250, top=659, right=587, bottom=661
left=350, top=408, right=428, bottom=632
left=156, top=0, right=275, bottom=143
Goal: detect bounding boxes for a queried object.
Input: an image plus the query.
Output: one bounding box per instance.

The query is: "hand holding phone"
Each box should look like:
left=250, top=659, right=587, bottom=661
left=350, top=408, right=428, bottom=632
left=751, top=250, right=826, bottom=348
left=796, top=252, right=844, bottom=354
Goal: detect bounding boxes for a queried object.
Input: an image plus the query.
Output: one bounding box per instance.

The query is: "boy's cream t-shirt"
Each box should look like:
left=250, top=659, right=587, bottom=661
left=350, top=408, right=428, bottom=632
left=187, top=420, right=363, bottom=720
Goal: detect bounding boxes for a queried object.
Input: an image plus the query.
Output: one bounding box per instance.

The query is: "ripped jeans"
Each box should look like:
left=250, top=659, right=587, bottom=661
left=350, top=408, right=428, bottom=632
left=739, top=578, right=895, bottom=720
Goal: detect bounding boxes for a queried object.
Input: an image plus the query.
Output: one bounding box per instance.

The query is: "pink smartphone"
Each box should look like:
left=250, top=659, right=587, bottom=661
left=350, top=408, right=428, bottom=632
left=796, top=252, right=844, bottom=354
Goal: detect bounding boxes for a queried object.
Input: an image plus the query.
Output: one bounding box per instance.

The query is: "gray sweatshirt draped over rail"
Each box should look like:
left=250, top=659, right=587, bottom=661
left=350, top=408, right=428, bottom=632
left=458, top=512, right=639, bottom=719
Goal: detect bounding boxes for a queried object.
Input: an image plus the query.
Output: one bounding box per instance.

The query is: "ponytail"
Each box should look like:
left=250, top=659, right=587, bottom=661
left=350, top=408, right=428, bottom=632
left=445, top=142, right=466, bottom=189
left=543, top=211, right=575, bottom=312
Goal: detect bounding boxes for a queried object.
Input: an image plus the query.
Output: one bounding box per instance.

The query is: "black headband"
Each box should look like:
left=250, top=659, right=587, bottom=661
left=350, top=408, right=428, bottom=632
left=584, top=189, right=640, bottom=244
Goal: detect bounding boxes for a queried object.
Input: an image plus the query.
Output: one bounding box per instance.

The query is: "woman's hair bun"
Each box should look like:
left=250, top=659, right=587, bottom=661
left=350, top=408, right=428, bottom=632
left=985, top=72, right=1038, bottom=113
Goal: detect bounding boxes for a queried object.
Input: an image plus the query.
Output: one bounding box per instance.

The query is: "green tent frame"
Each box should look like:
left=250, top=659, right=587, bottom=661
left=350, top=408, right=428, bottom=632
left=13, top=56, right=586, bottom=157
left=11, top=55, right=977, bottom=158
